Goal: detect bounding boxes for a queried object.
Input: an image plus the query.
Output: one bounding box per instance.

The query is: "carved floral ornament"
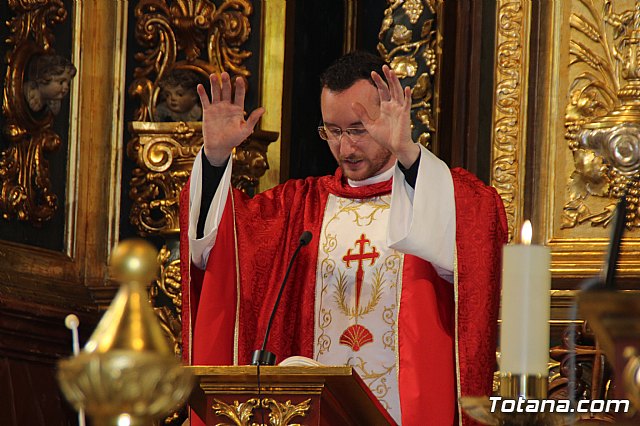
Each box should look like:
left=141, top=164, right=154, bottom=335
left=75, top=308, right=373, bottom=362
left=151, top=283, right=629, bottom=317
left=378, top=0, right=439, bottom=147
left=0, top=0, right=75, bottom=225
left=564, top=0, right=640, bottom=229
left=212, top=397, right=311, bottom=426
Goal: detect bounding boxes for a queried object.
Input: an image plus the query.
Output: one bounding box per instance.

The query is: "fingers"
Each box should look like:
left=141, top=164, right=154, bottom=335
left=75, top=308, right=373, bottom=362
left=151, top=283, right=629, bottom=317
left=234, top=76, right=246, bottom=106
left=371, top=71, right=391, bottom=102
left=382, top=65, right=405, bottom=103
left=209, top=73, right=221, bottom=103
left=220, top=72, right=232, bottom=101
left=404, top=86, right=412, bottom=110
left=351, top=101, right=373, bottom=125
left=245, top=107, right=265, bottom=130
left=197, top=83, right=210, bottom=106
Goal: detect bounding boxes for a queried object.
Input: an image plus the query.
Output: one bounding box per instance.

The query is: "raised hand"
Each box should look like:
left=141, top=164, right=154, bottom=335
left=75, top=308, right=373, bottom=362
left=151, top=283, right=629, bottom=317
left=351, top=65, right=420, bottom=168
left=197, top=72, right=265, bottom=166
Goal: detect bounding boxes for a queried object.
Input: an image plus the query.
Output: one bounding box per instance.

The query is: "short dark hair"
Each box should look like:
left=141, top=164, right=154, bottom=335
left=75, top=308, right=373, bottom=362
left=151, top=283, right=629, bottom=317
left=319, top=50, right=387, bottom=92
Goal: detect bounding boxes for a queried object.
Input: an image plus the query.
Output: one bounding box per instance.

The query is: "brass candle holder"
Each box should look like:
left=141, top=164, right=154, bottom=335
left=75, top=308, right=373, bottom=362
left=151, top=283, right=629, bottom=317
left=57, top=239, right=195, bottom=426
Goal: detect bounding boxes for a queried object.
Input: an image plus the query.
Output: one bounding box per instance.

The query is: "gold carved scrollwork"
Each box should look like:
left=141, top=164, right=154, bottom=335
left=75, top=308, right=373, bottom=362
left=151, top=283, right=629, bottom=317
left=128, top=122, right=277, bottom=236
left=212, top=397, right=311, bottom=426
left=0, top=0, right=72, bottom=225
left=563, top=0, right=640, bottom=229
left=128, top=122, right=199, bottom=236
left=491, top=1, right=530, bottom=241
left=378, top=0, right=439, bottom=148
left=129, top=0, right=253, bottom=121
left=150, top=245, right=183, bottom=357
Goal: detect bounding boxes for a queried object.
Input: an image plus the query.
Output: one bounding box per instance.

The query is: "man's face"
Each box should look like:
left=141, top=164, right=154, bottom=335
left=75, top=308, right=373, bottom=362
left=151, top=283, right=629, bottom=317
left=320, top=80, right=394, bottom=181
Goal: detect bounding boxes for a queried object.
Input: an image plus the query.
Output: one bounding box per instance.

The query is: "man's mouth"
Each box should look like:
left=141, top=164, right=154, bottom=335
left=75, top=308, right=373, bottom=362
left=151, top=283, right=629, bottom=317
left=342, top=158, right=362, bottom=165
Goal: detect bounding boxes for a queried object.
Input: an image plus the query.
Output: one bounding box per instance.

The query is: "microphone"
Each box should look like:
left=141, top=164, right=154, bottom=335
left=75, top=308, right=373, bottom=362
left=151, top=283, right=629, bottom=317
left=251, top=230, right=312, bottom=366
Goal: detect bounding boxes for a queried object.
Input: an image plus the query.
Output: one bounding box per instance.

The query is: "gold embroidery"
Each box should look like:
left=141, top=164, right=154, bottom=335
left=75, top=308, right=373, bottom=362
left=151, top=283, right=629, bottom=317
left=337, top=197, right=390, bottom=226
left=382, top=305, right=396, bottom=350
left=348, top=356, right=395, bottom=410
left=315, top=193, right=401, bottom=417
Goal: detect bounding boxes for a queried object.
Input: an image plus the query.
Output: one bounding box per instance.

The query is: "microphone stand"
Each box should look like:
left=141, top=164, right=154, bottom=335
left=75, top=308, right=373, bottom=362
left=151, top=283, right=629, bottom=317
left=251, top=231, right=312, bottom=366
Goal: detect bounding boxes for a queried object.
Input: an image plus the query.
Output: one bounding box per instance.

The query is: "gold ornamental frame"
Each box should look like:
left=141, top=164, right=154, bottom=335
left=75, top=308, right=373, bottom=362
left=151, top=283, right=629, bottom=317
left=491, top=0, right=640, bottom=286
left=0, top=2, right=127, bottom=307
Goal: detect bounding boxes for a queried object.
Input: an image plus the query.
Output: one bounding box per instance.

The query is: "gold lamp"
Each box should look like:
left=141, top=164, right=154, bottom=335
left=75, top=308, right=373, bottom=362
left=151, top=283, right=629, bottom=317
left=57, top=239, right=194, bottom=426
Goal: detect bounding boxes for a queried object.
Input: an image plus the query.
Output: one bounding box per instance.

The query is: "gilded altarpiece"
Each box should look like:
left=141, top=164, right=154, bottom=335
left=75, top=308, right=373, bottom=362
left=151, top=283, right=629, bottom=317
left=493, top=0, right=640, bottom=308
left=492, top=0, right=640, bottom=410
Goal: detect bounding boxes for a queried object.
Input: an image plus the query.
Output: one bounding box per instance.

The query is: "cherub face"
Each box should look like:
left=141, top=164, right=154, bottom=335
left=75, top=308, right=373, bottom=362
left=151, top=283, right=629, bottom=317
left=38, top=69, right=73, bottom=101
left=163, top=85, right=198, bottom=113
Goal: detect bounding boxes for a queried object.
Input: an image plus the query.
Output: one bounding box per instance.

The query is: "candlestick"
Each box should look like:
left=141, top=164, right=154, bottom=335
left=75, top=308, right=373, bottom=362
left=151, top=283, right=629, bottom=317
left=500, top=220, right=551, bottom=381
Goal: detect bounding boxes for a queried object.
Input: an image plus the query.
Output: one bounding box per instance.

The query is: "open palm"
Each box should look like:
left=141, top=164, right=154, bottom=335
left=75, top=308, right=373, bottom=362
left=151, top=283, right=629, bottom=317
left=352, top=65, right=418, bottom=167
left=198, top=72, right=264, bottom=165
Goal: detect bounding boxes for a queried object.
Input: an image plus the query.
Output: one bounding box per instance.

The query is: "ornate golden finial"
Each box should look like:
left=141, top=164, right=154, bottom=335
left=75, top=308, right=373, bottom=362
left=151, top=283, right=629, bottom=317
left=57, top=239, right=194, bottom=426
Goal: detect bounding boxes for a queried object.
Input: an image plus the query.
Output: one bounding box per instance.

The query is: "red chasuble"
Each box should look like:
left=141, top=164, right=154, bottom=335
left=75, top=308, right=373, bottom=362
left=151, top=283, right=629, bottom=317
left=180, top=167, right=507, bottom=426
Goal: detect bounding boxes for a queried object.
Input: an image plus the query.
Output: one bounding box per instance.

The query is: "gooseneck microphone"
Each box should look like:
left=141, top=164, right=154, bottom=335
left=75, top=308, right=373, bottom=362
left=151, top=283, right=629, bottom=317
left=251, top=230, right=313, bottom=366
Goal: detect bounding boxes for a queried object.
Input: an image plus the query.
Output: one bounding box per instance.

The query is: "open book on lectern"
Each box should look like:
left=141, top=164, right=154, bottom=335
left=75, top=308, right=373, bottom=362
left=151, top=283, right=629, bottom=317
left=278, top=355, right=324, bottom=367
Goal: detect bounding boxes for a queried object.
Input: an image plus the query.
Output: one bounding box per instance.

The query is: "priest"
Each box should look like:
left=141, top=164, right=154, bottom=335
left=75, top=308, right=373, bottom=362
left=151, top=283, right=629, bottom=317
left=180, top=51, right=507, bottom=425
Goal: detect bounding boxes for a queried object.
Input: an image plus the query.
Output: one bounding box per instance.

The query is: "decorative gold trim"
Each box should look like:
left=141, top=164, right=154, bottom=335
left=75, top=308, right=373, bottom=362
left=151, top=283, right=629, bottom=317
left=211, top=397, right=311, bottom=426
left=490, top=0, right=532, bottom=242
left=231, top=188, right=240, bottom=366
left=453, top=245, right=462, bottom=426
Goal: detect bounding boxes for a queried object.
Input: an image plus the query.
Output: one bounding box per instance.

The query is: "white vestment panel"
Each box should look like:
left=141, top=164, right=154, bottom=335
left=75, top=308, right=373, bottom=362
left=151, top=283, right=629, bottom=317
left=314, top=193, right=402, bottom=423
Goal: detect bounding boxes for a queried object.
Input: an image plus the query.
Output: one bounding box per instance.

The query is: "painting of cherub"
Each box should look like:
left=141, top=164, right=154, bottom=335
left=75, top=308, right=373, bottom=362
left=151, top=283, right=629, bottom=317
left=23, top=54, right=77, bottom=115
left=154, top=69, right=203, bottom=122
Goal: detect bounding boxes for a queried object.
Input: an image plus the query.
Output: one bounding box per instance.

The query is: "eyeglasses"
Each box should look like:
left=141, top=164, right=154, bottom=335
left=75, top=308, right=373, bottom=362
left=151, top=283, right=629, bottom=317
left=317, top=124, right=369, bottom=142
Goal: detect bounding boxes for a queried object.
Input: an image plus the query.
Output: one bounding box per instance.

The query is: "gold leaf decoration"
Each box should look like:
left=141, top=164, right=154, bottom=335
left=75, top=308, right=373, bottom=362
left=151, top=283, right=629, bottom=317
left=402, top=0, right=424, bottom=25
left=212, top=397, right=311, bottom=426
left=562, top=0, right=640, bottom=229
left=491, top=0, right=530, bottom=241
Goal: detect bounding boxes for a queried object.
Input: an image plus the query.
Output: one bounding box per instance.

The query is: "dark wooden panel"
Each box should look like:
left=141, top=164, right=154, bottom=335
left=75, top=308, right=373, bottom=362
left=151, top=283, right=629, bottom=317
left=0, top=357, right=78, bottom=426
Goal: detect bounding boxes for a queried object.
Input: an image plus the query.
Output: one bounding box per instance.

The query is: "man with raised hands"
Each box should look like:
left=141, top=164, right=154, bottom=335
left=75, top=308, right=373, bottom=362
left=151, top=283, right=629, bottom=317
left=181, top=51, right=507, bottom=425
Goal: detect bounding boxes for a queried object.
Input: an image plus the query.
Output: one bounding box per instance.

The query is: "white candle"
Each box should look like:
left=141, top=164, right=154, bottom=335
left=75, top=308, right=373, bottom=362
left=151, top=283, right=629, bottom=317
left=499, top=220, right=551, bottom=376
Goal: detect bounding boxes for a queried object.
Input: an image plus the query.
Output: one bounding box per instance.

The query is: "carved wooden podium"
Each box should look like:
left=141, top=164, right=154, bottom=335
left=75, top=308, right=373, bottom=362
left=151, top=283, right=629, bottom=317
left=187, top=365, right=396, bottom=426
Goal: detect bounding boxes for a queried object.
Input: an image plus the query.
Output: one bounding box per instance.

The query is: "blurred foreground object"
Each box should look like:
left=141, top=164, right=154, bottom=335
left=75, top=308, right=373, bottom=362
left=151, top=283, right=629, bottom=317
left=57, top=239, right=194, bottom=426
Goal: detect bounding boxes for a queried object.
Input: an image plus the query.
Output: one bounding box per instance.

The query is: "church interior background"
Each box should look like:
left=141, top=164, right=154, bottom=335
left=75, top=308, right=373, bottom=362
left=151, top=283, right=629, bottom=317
left=1, top=0, right=639, bottom=424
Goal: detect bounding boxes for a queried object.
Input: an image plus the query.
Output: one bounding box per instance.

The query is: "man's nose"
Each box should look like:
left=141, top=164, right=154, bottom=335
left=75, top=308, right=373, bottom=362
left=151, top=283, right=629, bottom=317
left=339, top=134, right=358, bottom=155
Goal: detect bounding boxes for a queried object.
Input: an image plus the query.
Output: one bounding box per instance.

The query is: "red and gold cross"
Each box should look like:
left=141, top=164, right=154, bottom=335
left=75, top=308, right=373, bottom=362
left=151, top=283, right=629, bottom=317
left=342, top=233, right=379, bottom=309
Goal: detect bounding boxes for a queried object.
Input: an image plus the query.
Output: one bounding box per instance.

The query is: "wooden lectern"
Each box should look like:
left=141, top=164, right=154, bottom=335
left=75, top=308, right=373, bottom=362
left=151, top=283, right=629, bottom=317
left=187, top=365, right=396, bottom=426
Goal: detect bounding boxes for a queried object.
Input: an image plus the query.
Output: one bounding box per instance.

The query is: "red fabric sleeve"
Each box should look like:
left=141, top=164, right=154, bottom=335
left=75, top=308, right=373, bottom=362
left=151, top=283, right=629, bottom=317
left=452, top=168, right=508, bottom=426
